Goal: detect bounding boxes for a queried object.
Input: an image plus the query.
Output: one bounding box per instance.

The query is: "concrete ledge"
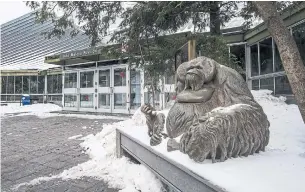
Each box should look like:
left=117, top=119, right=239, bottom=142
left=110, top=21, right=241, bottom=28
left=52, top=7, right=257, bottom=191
left=116, top=129, right=226, bottom=192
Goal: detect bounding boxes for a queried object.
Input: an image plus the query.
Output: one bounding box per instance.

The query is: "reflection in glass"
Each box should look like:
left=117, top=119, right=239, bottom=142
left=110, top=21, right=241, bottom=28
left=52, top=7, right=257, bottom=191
left=130, top=70, right=141, bottom=109
left=114, top=68, right=126, bottom=86
left=53, top=75, right=58, bottom=93
left=7, top=95, right=15, bottom=101
left=165, top=73, right=175, bottom=84
left=230, top=44, right=246, bottom=75
left=114, top=93, right=126, bottom=109
left=1, top=95, right=6, bottom=101
left=259, top=38, right=273, bottom=75
left=293, top=22, right=305, bottom=65
left=274, top=43, right=283, bottom=72
left=64, top=73, right=77, bottom=88
left=47, top=75, right=54, bottom=93
left=250, top=44, right=259, bottom=76
left=260, top=78, right=274, bottom=93
left=23, top=76, right=29, bottom=94
left=7, top=76, right=14, bottom=94
left=275, top=76, right=292, bottom=95
left=1, top=76, right=7, bottom=94
left=38, top=76, right=45, bottom=94
left=15, top=76, right=22, bottom=94
left=144, top=92, right=160, bottom=109
left=99, top=94, right=111, bottom=109
left=64, top=94, right=77, bottom=107
left=80, top=71, right=94, bottom=88
left=30, top=76, right=38, bottom=94
left=99, top=69, right=110, bottom=87
left=80, top=94, right=94, bottom=108
left=58, top=75, right=62, bottom=93
left=252, top=80, right=259, bottom=90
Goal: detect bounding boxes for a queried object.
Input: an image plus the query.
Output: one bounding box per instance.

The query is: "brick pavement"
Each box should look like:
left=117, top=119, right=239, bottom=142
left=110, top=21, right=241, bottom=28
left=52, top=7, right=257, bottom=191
left=1, top=114, right=121, bottom=192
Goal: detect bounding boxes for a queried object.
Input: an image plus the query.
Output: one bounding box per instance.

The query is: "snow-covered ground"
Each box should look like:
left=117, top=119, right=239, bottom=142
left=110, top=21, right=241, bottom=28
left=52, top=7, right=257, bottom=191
left=0, top=103, right=129, bottom=121
left=11, top=90, right=305, bottom=192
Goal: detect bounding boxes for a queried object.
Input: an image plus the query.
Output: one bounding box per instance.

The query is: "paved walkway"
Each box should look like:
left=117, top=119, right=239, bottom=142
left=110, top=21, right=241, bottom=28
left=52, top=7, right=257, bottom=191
left=1, top=114, right=121, bottom=192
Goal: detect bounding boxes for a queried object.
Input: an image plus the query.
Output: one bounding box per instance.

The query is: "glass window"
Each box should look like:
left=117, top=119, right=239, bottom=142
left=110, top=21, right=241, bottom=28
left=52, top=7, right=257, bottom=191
left=80, top=94, right=94, bottom=108
left=47, top=75, right=53, bottom=93
left=114, top=93, right=126, bottom=109
left=250, top=44, right=259, bottom=76
left=1, top=95, right=6, bottom=101
left=7, top=76, right=14, bottom=94
left=30, top=76, right=38, bottom=94
left=252, top=80, right=259, bottom=90
left=64, top=94, right=77, bottom=107
left=230, top=44, right=246, bottom=71
left=80, top=71, right=94, bottom=88
left=58, top=74, right=62, bottom=93
left=15, top=76, right=22, bottom=94
left=1, top=76, right=7, bottom=94
left=274, top=43, right=283, bottom=72
left=47, top=95, right=62, bottom=106
left=53, top=75, right=58, bottom=93
left=7, top=95, right=14, bottom=101
left=99, top=94, right=111, bottom=109
left=260, top=78, right=274, bottom=92
left=38, top=76, right=45, bottom=94
left=130, top=70, right=141, bottom=109
left=64, top=73, right=77, bottom=88
left=293, top=21, right=305, bottom=65
left=99, top=69, right=110, bottom=87
left=165, top=72, right=175, bottom=84
left=23, top=76, right=29, bottom=94
left=275, top=76, right=292, bottom=95
left=114, top=68, right=126, bottom=87
left=259, top=38, right=273, bottom=75
left=144, top=91, right=160, bottom=108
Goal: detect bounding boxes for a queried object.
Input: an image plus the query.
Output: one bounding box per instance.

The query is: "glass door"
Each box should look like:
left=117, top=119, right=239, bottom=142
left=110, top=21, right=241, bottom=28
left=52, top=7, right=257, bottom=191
left=112, top=65, right=129, bottom=114
left=63, top=71, right=78, bottom=111
left=79, top=69, right=96, bottom=112
left=97, top=67, right=112, bottom=113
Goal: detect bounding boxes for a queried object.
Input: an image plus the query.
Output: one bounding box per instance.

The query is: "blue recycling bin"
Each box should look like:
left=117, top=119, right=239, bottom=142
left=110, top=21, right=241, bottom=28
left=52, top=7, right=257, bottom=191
left=21, top=94, right=31, bottom=106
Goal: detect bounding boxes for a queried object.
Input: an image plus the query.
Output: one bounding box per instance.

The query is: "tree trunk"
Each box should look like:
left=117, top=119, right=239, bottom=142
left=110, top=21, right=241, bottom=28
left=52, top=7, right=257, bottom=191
left=254, top=1, right=305, bottom=123
left=210, top=1, right=221, bottom=35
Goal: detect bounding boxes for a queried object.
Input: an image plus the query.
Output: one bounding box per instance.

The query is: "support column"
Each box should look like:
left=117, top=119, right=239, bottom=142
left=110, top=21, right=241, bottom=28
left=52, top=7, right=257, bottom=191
left=44, top=74, right=48, bottom=103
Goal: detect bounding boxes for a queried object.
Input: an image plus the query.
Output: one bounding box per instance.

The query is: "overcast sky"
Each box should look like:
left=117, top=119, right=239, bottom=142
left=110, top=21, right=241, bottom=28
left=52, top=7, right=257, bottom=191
left=0, top=1, right=32, bottom=25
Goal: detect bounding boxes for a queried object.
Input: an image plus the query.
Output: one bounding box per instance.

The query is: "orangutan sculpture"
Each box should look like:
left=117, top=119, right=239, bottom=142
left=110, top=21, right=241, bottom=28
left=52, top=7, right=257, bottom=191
left=141, top=56, right=270, bottom=163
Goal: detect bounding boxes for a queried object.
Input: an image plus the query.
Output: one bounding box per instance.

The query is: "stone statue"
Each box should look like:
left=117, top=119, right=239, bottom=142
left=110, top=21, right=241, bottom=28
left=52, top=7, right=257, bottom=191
left=141, top=56, right=270, bottom=163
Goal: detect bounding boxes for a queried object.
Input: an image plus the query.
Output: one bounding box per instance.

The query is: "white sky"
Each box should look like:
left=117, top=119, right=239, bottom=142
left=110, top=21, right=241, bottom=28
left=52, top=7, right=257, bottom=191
left=0, top=1, right=32, bottom=25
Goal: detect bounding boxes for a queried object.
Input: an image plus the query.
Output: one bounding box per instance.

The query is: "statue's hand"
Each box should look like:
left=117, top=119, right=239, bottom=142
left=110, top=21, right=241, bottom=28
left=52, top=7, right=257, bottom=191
left=141, top=104, right=155, bottom=115
left=150, top=132, right=162, bottom=146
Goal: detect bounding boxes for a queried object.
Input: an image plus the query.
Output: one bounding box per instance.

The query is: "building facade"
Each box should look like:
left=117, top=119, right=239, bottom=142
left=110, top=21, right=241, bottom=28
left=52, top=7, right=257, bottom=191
left=1, top=5, right=304, bottom=113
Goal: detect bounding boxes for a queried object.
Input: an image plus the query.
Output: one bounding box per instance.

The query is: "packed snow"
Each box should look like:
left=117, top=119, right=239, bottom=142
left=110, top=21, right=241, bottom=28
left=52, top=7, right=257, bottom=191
left=0, top=103, right=61, bottom=115
left=13, top=90, right=305, bottom=192
left=68, top=135, right=83, bottom=140
left=0, top=103, right=129, bottom=121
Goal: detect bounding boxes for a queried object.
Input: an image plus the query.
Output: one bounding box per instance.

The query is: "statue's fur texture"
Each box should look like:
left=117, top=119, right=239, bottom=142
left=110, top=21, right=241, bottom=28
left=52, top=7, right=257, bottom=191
left=179, top=104, right=270, bottom=163
left=142, top=56, right=270, bottom=163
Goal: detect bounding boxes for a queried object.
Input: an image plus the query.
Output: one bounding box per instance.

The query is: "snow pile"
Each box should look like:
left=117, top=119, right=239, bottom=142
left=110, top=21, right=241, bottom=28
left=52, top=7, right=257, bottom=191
left=14, top=117, right=163, bottom=192
left=0, top=103, right=61, bottom=116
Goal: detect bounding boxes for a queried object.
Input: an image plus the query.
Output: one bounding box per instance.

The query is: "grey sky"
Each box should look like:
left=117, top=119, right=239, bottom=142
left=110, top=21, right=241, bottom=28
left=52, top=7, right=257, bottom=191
left=0, top=1, right=32, bottom=25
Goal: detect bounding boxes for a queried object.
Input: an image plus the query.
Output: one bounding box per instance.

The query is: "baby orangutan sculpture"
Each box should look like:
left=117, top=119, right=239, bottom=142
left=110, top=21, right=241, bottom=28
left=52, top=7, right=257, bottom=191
left=141, top=56, right=270, bottom=163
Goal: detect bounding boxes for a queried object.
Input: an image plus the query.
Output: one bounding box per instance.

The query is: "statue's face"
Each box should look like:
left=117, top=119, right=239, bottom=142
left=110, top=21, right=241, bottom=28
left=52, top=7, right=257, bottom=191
left=176, top=57, right=217, bottom=93
left=185, top=64, right=205, bottom=91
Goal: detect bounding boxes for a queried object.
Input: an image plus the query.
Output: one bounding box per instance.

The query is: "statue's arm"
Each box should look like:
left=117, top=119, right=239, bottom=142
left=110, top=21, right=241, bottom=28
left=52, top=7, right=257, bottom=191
left=176, top=88, right=215, bottom=103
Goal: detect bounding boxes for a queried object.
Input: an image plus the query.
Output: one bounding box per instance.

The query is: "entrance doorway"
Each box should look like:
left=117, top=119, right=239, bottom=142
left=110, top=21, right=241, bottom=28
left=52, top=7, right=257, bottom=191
left=97, top=65, right=129, bottom=114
